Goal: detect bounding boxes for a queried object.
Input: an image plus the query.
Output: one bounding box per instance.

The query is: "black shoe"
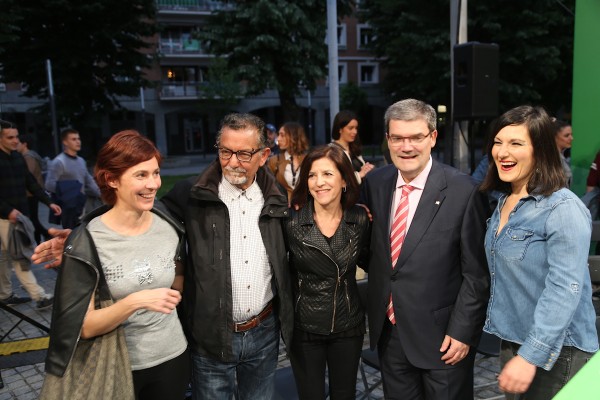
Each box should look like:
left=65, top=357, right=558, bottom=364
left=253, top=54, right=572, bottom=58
left=36, top=296, right=54, bottom=310
left=1, top=294, right=32, bottom=305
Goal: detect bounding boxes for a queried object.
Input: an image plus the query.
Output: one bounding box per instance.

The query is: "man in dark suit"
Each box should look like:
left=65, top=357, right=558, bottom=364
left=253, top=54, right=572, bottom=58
left=362, top=99, right=490, bottom=399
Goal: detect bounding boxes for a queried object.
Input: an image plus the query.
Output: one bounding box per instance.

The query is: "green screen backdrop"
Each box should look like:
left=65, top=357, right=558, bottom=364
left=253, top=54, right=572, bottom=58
left=571, top=0, right=600, bottom=195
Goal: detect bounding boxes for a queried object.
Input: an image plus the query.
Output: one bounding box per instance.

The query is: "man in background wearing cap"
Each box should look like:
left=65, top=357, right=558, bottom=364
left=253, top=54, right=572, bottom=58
left=265, top=123, right=279, bottom=155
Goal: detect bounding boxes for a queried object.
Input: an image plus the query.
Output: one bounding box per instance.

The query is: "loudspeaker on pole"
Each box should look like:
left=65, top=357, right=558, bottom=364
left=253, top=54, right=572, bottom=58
left=453, top=42, right=499, bottom=120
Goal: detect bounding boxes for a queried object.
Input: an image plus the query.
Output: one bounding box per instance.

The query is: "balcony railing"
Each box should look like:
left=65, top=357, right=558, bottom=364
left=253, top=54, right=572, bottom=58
left=156, top=0, right=234, bottom=12
left=159, top=81, right=245, bottom=99
left=159, top=38, right=208, bottom=55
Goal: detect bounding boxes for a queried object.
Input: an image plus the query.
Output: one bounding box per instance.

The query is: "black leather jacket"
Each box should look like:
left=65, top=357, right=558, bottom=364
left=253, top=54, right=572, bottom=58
left=161, top=162, right=294, bottom=361
left=285, top=202, right=370, bottom=335
left=44, top=203, right=185, bottom=377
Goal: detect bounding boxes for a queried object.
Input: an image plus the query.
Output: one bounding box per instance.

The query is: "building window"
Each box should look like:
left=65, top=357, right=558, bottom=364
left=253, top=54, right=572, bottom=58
left=325, top=62, right=348, bottom=86
left=326, top=24, right=347, bottom=48
left=337, top=24, right=347, bottom=48
left=359, top=63, right=379, bottom=85
left=357, top=24, right=374, bottom=49
left=339, top=63, right=348, bottom=84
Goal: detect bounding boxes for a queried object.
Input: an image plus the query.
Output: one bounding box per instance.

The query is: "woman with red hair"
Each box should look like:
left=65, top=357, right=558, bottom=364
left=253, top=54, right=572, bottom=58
left=43, top=130, right=189, bottom=400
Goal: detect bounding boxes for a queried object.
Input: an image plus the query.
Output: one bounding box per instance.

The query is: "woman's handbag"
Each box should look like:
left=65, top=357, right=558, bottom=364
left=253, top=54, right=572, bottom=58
left=40, top=268, right=134, bottom=399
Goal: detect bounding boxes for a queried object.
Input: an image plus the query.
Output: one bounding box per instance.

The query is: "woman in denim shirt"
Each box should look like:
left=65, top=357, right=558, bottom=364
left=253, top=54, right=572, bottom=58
left=480, top=105, right=598, bottom=399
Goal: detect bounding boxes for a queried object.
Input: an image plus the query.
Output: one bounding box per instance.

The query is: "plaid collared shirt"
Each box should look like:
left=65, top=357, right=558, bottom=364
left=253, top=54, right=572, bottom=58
left=0, top=149, right=52, bottom=218
left=219, top=177, right=274, bottom=323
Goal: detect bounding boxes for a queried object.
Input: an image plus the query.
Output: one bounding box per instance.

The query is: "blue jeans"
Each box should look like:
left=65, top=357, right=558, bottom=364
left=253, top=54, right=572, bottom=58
left=191, top=312, right=280, bottom=400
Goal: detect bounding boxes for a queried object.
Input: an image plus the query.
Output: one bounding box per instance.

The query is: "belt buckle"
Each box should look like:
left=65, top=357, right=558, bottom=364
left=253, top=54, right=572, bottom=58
left=233, top=302, right=272, bottom=332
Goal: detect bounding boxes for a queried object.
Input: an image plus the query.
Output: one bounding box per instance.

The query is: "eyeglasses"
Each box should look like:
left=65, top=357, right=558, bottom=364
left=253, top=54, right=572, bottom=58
left=215, top=145, right=264, bottom=162
left=386, top=132, right=433, bottom=146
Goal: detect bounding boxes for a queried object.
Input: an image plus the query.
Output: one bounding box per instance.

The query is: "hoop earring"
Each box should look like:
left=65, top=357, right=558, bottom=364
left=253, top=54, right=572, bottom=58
left=342, top=186, right=347, bottom=193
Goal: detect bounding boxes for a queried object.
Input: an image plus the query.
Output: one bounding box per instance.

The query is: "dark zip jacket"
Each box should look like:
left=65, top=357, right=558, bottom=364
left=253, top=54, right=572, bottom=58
left=161, top=161, right=294, bottom=361
left=44, top=203, right=185, bottom=377
left=285, top=201, right=371, bottom=334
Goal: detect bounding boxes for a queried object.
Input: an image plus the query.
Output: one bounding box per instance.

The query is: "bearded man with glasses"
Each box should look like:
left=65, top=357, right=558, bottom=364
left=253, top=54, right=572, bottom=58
left=162, top=113, right=294, bottom=400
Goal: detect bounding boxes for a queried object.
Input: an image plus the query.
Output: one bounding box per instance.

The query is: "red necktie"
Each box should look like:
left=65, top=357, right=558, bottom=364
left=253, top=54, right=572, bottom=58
left=386, top=185, right=414, bottom=325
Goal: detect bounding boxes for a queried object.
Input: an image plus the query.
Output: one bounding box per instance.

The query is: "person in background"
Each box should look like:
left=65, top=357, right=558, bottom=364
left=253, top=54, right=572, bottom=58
left=45, top=128, right=101, bottom=228
left=286, top=144, right=370, bottom=399
left=553, top=119, right=573, bottom=187
left=361, top=99, right=489, bottom=399
left=583, top=150, right=600, bottom=221
left=586, top=150, right=600, bottom=193
left=43, top=130, right=189, bottom=399
left=0, top=121, right=60, bottom=309
left=17, top=134, right=50, bottom=243
left=267, top=122, right=309, bottom=203
left=480, top=105, right=598, bottom=398
left=266, top=123, right=279, bottom=155
left=331, top=110, right=375, bottom=184
left=472, top=130, right=503, bottom=211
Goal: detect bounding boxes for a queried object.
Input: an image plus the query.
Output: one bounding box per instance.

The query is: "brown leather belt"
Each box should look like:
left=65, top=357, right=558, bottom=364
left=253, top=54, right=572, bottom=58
left=232, top=301, right=273, bottom=332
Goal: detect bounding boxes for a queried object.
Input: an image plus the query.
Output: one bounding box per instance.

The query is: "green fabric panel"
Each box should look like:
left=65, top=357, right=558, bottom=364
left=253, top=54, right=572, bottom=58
left=572, top=0, right=600, bottom=195
left=553, top=350, right=600, bottom=399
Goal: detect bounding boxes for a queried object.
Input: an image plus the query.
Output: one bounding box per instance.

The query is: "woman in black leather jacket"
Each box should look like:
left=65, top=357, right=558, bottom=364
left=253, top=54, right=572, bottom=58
left=286, top=144, right=370, bottom=400
left=42, top=131, right=190, bottom=400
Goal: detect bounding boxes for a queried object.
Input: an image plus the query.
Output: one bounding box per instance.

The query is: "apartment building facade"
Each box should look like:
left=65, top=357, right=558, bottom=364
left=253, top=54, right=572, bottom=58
left=0, top=0, right=387, bottom=157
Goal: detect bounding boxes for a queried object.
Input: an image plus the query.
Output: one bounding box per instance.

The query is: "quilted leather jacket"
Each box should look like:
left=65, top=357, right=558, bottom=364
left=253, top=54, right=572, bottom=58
left=285, top=201, right=370, bottom=334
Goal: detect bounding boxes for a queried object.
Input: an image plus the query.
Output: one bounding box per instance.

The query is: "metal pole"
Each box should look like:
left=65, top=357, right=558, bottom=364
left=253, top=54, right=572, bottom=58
left=140, top=86, right=147, bottom=136
left=46, top=59, right=60, bottom=156
left=326, top=0, right=339, bottom=140
left=307, top=88, right=314, bottom=144
left=449, top=0, right=469, bottom=172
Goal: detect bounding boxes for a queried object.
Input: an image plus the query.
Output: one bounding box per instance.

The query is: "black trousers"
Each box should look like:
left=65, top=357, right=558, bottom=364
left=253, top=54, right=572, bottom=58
left=27, top=197, right=48, bottom=243
left=132, top=349, right=190, bottom=400
left=60, top=206, right=83, bottom=229
left=290, top=328, right=363, bottom=400
left=377, top=320, right=474, bottom=400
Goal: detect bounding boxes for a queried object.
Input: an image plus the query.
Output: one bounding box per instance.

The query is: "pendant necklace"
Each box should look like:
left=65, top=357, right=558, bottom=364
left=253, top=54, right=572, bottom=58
left=290, top=155, right=298, bottom=187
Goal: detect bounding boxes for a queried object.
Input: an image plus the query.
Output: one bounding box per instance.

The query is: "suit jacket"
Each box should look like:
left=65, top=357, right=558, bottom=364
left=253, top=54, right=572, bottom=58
left=362, top=160, right=490, bottom=369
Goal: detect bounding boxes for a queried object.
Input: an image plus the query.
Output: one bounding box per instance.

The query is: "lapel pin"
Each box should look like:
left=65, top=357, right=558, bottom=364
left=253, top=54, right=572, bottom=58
left=435, top=201, right=440, bottom=205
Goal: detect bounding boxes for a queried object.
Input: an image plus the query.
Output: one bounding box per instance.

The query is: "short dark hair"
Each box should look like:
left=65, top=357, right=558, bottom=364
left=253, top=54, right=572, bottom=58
left=94, top=130, right=162, bottom=205
left=291, top=144, right=360, bottom=210
left=216, top=113, right=267, bottom=149
left=18, top=134, right=34, bottom=147
left=60, top=128, right=79, bottom=141
left=0, top=119, right=16, bottom=130
left=480, top=105, right=566, bottom=196
left=331, top=110, right=362, bottom=157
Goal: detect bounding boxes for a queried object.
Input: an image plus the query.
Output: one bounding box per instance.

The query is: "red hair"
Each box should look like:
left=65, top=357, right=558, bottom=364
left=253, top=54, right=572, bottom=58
left=94, top=130, right=162, bottom=205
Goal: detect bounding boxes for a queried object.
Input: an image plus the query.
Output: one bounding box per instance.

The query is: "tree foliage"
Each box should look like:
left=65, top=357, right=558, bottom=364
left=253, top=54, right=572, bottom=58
left=0, top=0, right=157, bottom=128
left=199, top=0, right=352, bottom=121
left=360, top=0, right=575, bottom=115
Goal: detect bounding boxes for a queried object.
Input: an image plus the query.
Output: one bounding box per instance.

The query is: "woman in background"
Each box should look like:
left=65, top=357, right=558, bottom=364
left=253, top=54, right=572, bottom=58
left=480, top=106, right=597, bottom=398
left=267, top=121, right=309, bottom=203
left=44, top=130, right=190, bottom=400
left=286, top=144, right=370, bottom=400
left=553, top=119, right=573, bottom=187
left=331, top=110, right=374, bottom=184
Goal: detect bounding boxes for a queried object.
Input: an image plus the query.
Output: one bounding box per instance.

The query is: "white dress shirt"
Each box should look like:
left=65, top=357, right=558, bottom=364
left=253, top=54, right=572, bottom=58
left=390, top=157, right=433, bottom=234
left=219, top=178, right=274, bottom=323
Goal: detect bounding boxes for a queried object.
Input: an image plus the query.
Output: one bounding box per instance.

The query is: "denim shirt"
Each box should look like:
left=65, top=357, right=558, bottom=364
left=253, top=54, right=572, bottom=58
left=484, top=188, right=598, bottom=370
